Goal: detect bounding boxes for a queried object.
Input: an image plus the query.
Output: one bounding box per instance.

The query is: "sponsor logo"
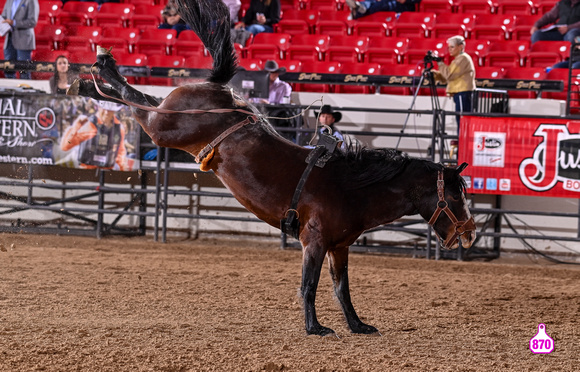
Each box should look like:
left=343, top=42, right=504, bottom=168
left=519, top=124, right=580, bottom=192
left=473, top=177, right=484, bottom=190
left=486, top=178, right=497, bottom=190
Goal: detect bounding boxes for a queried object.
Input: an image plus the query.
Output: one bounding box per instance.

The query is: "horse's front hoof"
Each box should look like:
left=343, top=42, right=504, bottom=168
left=306, top=325, right=336, bottom=337
left=96, top=45, right=114, bottom=58
left=66, top=79, right=81, bottom=96
left=351, top=323, right=380, bottom=335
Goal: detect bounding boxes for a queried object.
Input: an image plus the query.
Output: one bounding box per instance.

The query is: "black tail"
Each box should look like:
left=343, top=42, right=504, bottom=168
left=174, top=0, right=238, bottom=84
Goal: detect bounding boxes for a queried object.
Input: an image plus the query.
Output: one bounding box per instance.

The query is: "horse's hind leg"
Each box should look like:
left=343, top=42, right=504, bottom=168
left=93, top=47, right=158, bottom=122
left=67, top=78, right=124, bottom=103
left=301, top=244, right=335, bottom=336
left=328, top=247, right=379, bottom=334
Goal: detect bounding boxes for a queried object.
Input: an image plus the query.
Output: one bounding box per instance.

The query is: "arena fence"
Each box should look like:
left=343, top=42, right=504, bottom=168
left=1, top=88, right=579, bottom=262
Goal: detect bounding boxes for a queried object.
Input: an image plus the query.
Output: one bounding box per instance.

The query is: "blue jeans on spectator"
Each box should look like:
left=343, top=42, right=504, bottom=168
left=453, top=91, right=472, bottom=127
left=531, top=27, right=580, bottom=44
left=3, top=35, right=32, bottom=79
left=158, top=22, right=191, bottom=37
left=552, top=60, right=580, bottom=69
left=245, top=24, right=273, bottom=35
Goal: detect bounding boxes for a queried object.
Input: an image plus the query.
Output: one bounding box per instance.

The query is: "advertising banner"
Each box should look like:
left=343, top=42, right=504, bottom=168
left=0, top=92, right=140, bottom=171
left=458, top=116, right=580, bottom=198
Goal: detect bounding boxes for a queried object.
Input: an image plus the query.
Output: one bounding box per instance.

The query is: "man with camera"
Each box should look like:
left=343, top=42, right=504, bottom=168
left=431, top=35, right=475, bottom=128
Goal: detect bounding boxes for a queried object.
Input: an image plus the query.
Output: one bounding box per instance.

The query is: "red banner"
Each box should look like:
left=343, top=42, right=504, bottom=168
left=458, top=116, right=580, bottom=198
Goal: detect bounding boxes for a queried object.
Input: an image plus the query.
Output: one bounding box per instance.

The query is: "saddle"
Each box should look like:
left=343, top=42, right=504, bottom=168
left=281, top=132, right=342, bottom=240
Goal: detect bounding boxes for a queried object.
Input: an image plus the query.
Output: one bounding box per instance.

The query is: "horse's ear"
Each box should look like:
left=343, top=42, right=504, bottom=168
left=456, top=162, right=468, bottom=174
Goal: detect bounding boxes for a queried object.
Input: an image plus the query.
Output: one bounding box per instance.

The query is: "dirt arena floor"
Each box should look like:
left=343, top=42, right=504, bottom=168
left=0, top=233, right=579, bottom=371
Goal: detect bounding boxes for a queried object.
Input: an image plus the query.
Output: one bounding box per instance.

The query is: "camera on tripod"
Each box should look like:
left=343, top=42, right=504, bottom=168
left=424, top=50, right=443, bottom=63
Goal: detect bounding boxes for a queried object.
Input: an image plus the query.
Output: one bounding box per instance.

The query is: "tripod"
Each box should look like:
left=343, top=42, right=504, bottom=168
left=395, top=57, right=443, bottom=152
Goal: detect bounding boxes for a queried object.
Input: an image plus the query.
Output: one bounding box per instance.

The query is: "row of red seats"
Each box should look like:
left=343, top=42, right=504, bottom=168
left=39, top=1, right=164, bottom=31
left=33, top=22, right=571, bottom=71
left=247, top=0, right=557, bottom=15
left=241, top=33, right=570, bottom=69
left=274, top=10, right=543, bottom=42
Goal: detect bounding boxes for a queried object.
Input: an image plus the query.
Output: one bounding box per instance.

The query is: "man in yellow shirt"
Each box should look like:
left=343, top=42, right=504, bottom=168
left=432, top=35, right=476, bottom=128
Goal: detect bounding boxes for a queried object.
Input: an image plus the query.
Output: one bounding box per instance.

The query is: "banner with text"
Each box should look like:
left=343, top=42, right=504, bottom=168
left=458, top=116, right=580, bottom=198
left=0, top=93, right=140, bottom=171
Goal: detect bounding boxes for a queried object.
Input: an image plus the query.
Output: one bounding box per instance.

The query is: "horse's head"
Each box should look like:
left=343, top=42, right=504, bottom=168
left=421, top=162, right=476, bottom=250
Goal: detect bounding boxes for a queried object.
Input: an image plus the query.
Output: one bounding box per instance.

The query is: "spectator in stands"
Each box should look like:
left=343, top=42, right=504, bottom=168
left=314, top=105, right=344, bottom=143
left=530, top=0, right=580, bottom=44
left=223, top=0, right=242, bottom=26
left=431, top=35, right=475, bottom=128
left=60, top=100, right=130, bottom=171
left=1, top=0, right=39, bottom=80
left=251, top=60, right=292, bottom=104
left=49, top=55, right=79, bottom=95
left=345, top=0, right=420, bottom=20
left=158, top=1, right=191, bottom=37
left=233, top=0, right=281, bottom=36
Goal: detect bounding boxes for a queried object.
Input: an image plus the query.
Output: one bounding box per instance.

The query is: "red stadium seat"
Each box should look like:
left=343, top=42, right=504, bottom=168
left=100, top=27, right=140, bottom=54
left=134, top=28, right=177, bottom=56
left=419, top=0, right=454, bottom=13
left=62, top=26, right=102, bottom=53
left=238, top=58, right=264, bottom=71
left=143, top=54, right=185, bottom=86
left=454, top=0, right=494, bottom=14
left=277, top=59, right=303, bottom=72
left=365, top=37, right=409, bottom=64
left=245, top=44, right=281, bottom=61
left=493, top=0, right=535, bottom=15
left=291, top=33, right=330, bottom=54
left=34, top=24, right=66, bottom=51
left=484, top=40, right=530, bottom=68
left=336, top=62, right=382, bottom=94
left=391, top=12, right=436, bottom=39
left=351, top=12, right=396, bottom=37
left=280, top=9, right=320, bottom=33
left=38, top=0, right=62, bottom=25
left=325, top=35, right=369, bottom=63
left=299, top=0, right=341, bottom=10
left=532, top=0, right=558, bottom=15
left=251, top=33, right=292, bottom=59
left=96, top=3, right=135, bottom=28
left=58, top=1, right=99, bottom=26
left=286, top=44, right=323, bottom=62
left=184, top=54, right=213, bottom=70
left=464, top=39, right=492, bottom=66
left=315, top=9, right=351, bottom=36
left=173, top=30, right=207, bottom=58
left=526, top=41, right=569, bottom=68
left=476, top=66, right=505, bottom=79
left=466, top=14, right=516, bottom=41
left=275, top=19, right=310, bottom=35
left=131, top=5, right=164, bottom=31
left=431, top=13, right=475, bottom=40
left=510, top=15, right=541, bottom=41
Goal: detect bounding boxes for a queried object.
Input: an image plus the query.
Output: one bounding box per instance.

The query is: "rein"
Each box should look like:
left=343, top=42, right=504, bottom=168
left=427, top=171, right=476, bottom=248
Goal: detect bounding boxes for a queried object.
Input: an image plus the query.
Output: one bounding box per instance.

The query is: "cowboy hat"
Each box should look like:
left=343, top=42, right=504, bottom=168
left=263, top=60, right=286, bottom=73
left=314, top=105, right=342, bottom=123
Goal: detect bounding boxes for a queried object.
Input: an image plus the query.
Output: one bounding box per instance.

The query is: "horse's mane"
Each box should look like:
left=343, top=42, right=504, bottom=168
left=332, top=141, right=412, bottom=190
left=174, top=0, right=238, bottom=85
